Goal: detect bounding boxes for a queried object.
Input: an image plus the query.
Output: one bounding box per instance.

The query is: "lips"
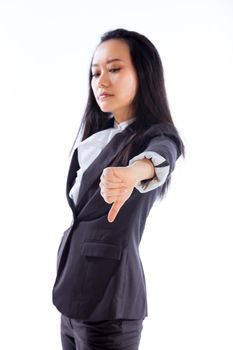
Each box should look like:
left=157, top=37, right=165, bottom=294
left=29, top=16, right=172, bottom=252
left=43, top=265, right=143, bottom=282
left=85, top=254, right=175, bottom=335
left=99, top=92, right=114, bottom=98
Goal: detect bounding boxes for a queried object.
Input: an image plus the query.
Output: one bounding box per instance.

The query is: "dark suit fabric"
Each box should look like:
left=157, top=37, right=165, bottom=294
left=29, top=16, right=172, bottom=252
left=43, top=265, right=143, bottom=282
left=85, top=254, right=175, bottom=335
left=61, top=315, right=143, bottom=350
left=52, top=122, right=181, bottom=321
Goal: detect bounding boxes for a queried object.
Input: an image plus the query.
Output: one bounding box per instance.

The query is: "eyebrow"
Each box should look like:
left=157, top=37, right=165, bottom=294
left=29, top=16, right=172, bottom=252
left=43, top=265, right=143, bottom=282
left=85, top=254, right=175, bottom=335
left=91, top=58, right=123, bottom=67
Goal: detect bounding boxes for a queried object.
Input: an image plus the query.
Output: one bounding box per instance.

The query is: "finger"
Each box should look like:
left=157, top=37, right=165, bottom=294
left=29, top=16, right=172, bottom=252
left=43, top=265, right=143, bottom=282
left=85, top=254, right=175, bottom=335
left=102, top=167, right=119, bottom=177
left=100, top=179, right=126, bottom=189
left=108, top=199, right=124, bottom=223
left=100, top=174, right=124, bottom=186
left=101, top=167, right=125, bottom=183
left=100, top=187, right=128, bottom=197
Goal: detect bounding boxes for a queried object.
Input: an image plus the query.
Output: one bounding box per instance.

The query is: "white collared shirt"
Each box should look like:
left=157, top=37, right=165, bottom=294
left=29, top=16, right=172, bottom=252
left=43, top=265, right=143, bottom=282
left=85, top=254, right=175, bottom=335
left=69, top=117, right=169, bottom=205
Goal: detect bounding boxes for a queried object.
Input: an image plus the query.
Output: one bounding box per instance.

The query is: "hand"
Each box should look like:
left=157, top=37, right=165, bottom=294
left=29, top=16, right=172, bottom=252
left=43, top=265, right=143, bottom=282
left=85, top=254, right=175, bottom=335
left=99, top=166, right=137, bottom=223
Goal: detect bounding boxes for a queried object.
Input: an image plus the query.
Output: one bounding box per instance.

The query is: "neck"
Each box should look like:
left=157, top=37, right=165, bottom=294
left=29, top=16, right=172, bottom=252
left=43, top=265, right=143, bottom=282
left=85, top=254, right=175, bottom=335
left=112, top=108, right=134, bottom=124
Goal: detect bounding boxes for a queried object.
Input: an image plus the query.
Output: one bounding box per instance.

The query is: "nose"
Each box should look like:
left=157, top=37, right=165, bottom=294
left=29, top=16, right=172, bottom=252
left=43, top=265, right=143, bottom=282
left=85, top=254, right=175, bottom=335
left=97, top=71, right=110, bottom=87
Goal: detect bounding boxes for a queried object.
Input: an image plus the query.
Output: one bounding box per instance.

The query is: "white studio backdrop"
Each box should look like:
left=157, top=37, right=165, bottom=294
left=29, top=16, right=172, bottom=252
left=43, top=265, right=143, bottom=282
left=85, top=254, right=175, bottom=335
left=0, top=0, right=232, bottom=349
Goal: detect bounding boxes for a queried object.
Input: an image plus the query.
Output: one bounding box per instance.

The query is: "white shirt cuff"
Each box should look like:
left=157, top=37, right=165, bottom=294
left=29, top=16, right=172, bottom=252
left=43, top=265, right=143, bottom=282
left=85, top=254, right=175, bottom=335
left=128, top=151, right=170, bottom=193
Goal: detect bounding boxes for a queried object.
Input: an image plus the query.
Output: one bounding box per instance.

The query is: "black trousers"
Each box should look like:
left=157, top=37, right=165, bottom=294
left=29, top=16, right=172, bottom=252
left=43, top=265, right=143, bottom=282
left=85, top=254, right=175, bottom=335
left=61, top=314, right=144, bottom=350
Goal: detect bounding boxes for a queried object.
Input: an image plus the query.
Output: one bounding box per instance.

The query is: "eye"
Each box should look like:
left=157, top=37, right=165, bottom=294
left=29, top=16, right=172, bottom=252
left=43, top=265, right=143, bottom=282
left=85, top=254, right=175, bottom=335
left=91, top=68, right=121, bottom=78
left=91, top=72, right=100, bottom=77
left=109, top=68, right=121, bottom=73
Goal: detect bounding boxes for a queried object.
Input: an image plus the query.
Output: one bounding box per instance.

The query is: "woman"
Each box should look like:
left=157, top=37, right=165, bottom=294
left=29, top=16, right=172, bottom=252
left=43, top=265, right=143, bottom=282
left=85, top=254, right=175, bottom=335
left=52, top=28, right=185, bottom=350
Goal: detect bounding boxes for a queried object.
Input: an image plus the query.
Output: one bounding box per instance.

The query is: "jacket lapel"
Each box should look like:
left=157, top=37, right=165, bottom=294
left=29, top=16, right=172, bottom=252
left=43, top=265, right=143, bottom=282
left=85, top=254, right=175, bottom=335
left=66, top=147, right=80, bottom=214
left=71, top=126, right=136, bottom=217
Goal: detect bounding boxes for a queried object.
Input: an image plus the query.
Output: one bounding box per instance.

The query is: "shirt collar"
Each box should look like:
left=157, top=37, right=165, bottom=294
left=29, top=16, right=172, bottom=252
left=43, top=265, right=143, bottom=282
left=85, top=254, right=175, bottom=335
left=113, top=117, right=136, bottom=130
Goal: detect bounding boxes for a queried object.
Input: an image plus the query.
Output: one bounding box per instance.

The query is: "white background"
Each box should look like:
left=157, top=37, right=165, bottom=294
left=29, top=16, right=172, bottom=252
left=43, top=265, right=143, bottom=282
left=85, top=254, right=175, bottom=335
left=0, top=0, right=233, bottom=349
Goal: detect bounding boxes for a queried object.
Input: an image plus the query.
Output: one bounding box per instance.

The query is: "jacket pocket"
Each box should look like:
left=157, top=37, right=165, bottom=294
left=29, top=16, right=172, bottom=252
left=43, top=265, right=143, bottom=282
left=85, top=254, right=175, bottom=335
left=81, top=242, right=122, bottom=260
left=79, top=242, right=122, bottom=298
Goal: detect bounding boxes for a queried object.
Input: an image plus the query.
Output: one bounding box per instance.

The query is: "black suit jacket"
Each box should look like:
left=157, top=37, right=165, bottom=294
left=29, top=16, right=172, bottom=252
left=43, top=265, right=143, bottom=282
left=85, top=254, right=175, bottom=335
left=52, top=122, right=182, bottom=321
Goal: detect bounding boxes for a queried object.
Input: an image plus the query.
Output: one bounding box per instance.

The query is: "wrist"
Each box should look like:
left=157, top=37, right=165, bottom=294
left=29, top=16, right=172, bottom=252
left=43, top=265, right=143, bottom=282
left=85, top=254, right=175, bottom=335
left=127, top=158, right=156, bottom=184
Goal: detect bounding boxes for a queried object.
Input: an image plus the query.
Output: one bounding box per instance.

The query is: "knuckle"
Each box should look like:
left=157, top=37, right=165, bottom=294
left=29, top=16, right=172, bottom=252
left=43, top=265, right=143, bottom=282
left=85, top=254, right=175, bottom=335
left=103, top=167, right=111, bottom=175
left=103, top=167, right=114, bottom=179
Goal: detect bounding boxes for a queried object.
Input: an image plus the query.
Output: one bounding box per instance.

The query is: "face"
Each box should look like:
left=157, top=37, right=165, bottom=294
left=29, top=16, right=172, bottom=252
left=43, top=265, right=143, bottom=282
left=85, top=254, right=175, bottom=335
left=91, top=39, right=138, bottom=123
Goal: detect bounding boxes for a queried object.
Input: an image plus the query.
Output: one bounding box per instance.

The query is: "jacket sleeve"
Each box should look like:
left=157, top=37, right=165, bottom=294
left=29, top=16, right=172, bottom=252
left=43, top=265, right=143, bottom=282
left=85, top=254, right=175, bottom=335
left=128, top=136, right=179, bottom=192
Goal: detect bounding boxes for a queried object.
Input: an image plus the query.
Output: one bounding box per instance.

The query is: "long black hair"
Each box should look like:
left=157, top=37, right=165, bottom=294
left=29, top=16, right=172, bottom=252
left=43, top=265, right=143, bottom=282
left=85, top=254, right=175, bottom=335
left=70, top=28, right=185, bottom=197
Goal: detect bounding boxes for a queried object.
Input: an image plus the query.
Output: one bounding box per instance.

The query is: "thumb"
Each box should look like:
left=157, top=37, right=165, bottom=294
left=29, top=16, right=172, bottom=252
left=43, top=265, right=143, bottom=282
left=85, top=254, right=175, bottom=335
left=107, top=199, right=124, bottom=223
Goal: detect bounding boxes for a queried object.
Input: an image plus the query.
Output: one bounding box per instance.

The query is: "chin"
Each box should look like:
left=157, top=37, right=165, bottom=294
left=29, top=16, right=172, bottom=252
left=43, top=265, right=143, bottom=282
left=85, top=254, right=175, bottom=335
left=98, top=106, right=112, bottom=113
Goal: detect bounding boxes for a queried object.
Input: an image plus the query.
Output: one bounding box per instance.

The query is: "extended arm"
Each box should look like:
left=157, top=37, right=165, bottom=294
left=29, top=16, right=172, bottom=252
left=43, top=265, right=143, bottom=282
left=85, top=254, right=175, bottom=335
left=99, top=136, right=178, bottom=223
